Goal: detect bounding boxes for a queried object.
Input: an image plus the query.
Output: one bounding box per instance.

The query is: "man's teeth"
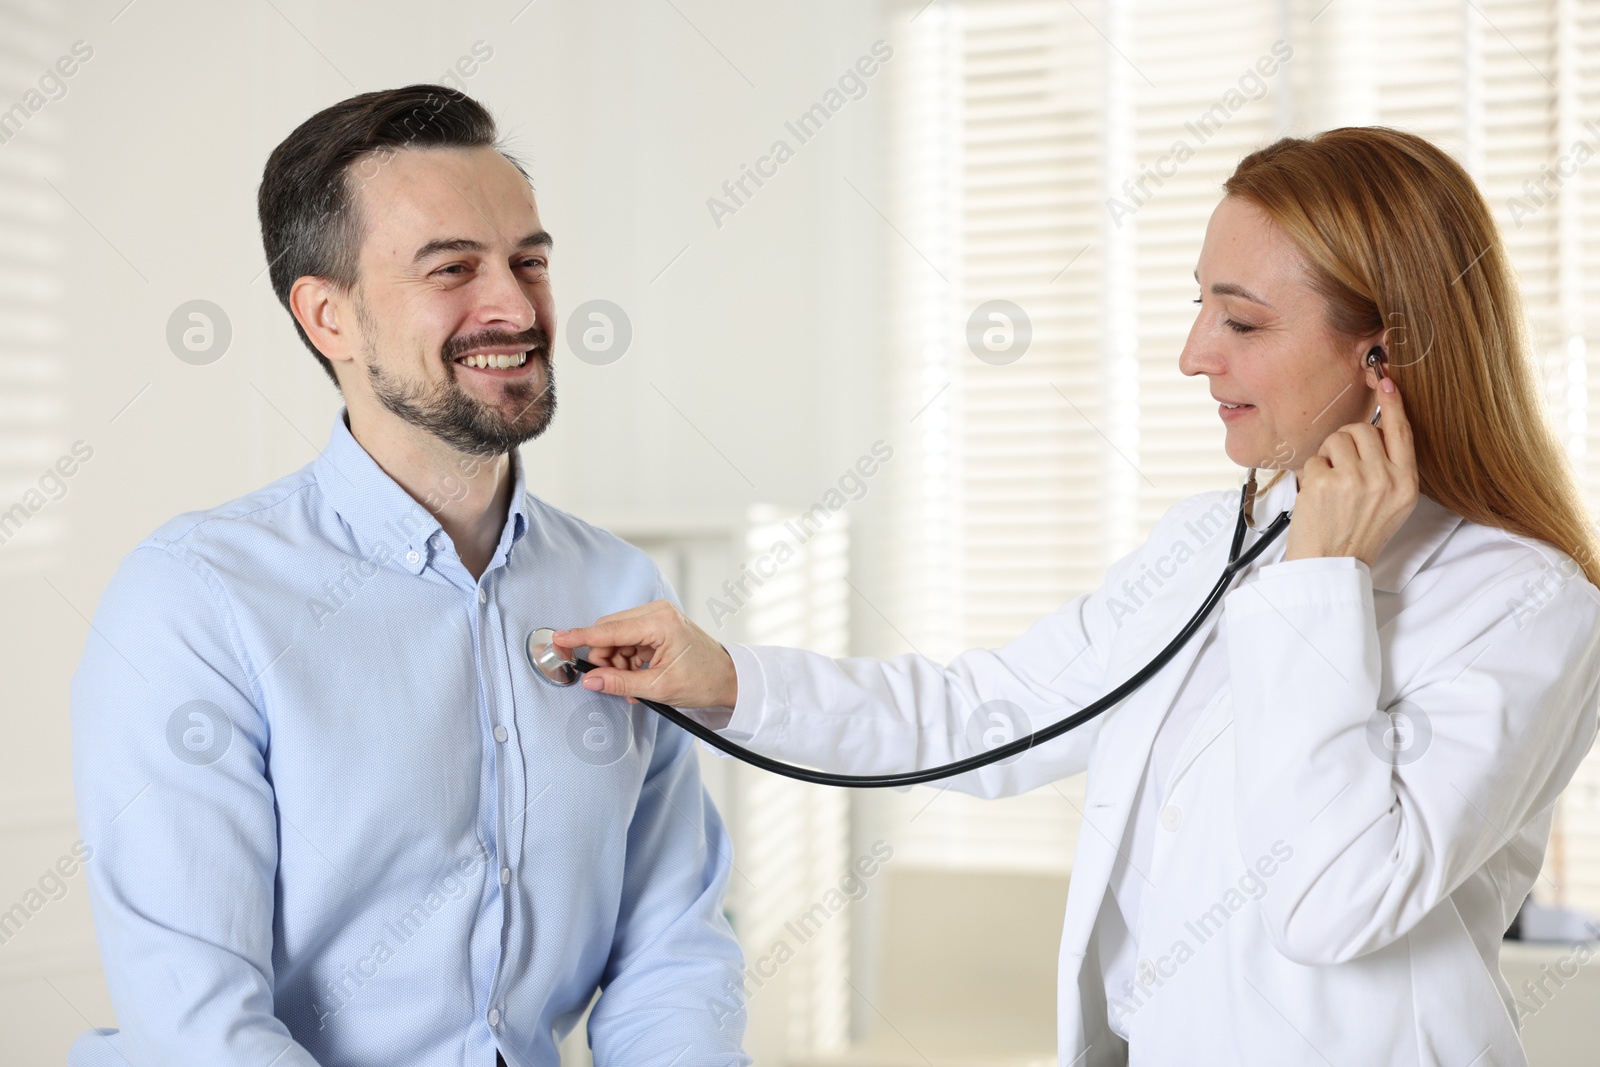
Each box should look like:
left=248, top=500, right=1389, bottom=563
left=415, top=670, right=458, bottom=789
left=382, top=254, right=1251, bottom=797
left=457, top=352, right=529, bottom=369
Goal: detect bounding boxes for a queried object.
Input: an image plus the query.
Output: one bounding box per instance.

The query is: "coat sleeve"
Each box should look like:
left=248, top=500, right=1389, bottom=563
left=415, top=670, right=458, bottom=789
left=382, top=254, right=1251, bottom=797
left=1228, top=549, right=1600, bottom=966
left=714, top=494, right=1232, bottom=798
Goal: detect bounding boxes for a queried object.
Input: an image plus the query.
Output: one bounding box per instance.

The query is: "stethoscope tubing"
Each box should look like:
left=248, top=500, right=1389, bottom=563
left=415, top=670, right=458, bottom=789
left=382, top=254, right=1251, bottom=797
left=569, top=475, right=1292, bottom=789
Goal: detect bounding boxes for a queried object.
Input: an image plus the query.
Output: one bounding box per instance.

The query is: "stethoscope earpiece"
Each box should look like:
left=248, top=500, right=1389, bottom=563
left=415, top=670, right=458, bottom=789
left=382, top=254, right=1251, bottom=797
left=1366, top=346, right=1388, bottom=426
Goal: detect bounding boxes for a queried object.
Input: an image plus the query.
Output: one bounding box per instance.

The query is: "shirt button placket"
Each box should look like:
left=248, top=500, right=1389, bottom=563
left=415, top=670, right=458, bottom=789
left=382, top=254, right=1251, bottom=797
left=480, top=578, right=518, bottom=1026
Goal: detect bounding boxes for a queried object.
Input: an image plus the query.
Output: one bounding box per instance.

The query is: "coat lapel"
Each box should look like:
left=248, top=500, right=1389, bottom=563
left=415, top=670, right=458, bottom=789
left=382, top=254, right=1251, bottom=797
left=1059, top=500, right=1242, bottom=955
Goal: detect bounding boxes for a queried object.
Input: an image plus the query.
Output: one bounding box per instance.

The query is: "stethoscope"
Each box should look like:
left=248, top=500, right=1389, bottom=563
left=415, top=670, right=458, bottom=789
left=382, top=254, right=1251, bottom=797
left=524, top=461, right=1302, bottom=789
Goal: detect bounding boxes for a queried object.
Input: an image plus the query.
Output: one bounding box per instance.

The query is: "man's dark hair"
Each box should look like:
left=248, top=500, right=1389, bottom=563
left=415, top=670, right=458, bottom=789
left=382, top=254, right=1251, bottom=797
left=257, top=84, right=529, bottom=389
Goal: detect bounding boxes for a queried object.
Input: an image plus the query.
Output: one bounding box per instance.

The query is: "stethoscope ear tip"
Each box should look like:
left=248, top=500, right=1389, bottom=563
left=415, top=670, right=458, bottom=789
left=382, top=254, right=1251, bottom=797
left=527, top=626, right=580, bottom=687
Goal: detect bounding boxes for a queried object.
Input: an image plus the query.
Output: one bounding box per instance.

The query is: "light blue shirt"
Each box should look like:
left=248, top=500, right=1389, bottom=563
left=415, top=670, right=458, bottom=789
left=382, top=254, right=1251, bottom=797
left=69, top=408, right=748, bottom=1067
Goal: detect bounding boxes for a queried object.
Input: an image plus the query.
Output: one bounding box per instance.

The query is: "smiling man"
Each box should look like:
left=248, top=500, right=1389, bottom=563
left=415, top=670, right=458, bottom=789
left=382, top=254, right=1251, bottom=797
left=68, top=85, right=748, bottom=1067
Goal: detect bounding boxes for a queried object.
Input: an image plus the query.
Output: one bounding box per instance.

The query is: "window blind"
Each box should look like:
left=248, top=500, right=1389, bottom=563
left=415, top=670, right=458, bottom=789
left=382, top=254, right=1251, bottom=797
left=878, top=0, right=1600, bottom=915
left=879, top=0, right=1111, bottom=874
left=0, top=0, right=66, bottom=578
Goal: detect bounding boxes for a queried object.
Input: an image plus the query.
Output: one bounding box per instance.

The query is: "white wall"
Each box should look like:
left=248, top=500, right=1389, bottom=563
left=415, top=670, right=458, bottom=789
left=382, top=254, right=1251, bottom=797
left=0, top=0, right=895, bottom=1058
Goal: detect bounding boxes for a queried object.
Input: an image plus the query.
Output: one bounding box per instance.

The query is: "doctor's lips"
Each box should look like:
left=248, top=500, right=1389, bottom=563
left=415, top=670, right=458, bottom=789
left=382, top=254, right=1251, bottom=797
left=446, top=327, right=550, bottom=375
left=1213, top=393, right=1256, bottom=420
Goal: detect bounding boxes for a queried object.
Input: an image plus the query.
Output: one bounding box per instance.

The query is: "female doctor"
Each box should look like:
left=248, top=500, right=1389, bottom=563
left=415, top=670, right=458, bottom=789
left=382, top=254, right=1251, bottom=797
left=557, top=127, right=1600, bottom=1065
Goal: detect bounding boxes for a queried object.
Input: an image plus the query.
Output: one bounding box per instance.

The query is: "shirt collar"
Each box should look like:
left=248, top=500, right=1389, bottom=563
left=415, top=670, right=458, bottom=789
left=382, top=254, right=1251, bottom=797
left=312, top=407, right=530, bottom=576
left=496, top=446, right=532, bottom=566
left=1245, top=467, right=1461, bottom=594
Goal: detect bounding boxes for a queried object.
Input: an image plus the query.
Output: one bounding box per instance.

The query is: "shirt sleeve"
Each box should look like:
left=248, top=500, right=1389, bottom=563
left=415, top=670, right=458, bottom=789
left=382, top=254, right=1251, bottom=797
left=70, top=544, right=323, bottom=1066
left=1227, top=550, right=1600, bottom=966
left=585, top=573, right=750, bottom=1066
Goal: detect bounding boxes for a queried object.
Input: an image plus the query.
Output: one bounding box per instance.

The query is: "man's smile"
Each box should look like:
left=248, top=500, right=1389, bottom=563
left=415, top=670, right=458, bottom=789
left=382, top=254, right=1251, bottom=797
left=451, top=347, right=539, bottom=375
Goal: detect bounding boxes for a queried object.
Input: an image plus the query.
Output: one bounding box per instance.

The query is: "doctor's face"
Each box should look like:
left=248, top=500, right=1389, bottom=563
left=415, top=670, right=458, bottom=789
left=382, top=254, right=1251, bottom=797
left=338, top=145, right=557, bottom=458
left=1179, top=196, right=1383, bottom=472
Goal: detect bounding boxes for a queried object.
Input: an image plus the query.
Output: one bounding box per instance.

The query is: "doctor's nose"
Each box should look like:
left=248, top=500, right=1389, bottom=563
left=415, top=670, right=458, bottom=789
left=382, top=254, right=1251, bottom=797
left=1178, top=323, right=1224, bottom=379
left=1184, top=340, right=1216, bottom=382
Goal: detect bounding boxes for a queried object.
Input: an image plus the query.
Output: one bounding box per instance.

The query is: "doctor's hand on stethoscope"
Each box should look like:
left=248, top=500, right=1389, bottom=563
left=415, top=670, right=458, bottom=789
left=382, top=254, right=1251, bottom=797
left=552, top=603, right=738, bottom=710
left=1282, top=355, right=1419, bottom=570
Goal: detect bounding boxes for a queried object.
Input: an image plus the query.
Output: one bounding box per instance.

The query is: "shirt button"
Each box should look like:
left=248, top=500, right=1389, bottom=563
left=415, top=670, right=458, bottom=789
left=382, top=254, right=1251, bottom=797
left=500, top=866, right=511, bottom=885
left=487, top=1008, right=501, bottom=1027
left=478, top=587, right=487, bottom=604
left=1159, top=804, right=1183, bottom=831
left=405, top=550, right=420, bottom=566
left=1138, top=958, right=1156, bottom=985
left=493, top=724, right=508, bottom=743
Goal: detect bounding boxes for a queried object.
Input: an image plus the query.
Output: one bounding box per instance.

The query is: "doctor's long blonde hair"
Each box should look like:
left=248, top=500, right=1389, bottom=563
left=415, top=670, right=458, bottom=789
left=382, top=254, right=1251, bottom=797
left=1224, top=126, right=1600, bottom=590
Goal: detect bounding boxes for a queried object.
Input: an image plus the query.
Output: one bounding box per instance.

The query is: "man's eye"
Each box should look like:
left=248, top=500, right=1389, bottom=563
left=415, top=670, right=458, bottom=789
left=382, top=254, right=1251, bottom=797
left=436, top=264, right=469, bottom=276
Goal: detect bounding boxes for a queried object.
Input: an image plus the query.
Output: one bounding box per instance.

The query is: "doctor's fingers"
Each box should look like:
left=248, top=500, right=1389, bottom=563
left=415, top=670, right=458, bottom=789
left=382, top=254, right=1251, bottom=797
left=582, top=651, right=722, bottom=704
left=595, top=599, right=679, bottom=625
left=573, top=599, right=679, bottom=638
left=1317, top=426, right=1391, bottom=475
left=579, top=663, right=670, bottom=701
left=1325, top=425, right=1417, bottom=497
left=1311, top=430, right=1359, bottom=476
left=555, top=605, right=678, bottom=656
left=1375, top=375, right=1415, bottom=452
left=580, top=644, right=654, bottom=669
left=1323, top=422, right=1390, bottom=466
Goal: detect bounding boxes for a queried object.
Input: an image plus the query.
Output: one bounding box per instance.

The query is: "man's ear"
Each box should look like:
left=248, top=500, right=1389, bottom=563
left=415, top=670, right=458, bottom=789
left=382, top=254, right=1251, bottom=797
left=290, top=276, right=357, bottom=367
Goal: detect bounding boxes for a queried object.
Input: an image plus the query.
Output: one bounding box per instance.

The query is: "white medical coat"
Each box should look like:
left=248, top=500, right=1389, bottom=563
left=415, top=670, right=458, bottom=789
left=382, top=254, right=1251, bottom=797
left=716, top=476, right=1600, bottom=1065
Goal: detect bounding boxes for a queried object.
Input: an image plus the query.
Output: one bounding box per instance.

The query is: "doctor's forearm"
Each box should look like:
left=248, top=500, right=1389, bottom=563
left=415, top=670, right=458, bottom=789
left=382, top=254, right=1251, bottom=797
left=719, top=641, right=1094, bottom=797
left=1227, top=556, right=1600, bottom=965
left=1226, top=559, right=1412, bottom=963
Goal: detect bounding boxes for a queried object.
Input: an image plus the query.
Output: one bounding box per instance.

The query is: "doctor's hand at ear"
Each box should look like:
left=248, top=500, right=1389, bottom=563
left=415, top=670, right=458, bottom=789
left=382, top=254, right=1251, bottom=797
left=1283, top=377, right=1419, bottom=569
left=553, top=603, right=738, bottom=709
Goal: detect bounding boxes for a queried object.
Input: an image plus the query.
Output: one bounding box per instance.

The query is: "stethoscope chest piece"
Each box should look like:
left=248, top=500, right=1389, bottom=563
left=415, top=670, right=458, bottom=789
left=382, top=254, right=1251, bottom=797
left=527, top=627, right=580, bottom=687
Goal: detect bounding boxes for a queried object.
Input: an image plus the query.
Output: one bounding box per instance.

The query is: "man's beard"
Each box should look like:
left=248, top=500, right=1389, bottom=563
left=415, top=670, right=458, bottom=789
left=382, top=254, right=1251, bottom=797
left=365, top=324, right=557, bottom=459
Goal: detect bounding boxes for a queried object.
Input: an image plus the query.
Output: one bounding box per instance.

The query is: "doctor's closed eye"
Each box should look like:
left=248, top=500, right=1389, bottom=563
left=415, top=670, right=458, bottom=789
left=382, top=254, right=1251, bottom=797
left=1193, top=296, right=1259, bottom=334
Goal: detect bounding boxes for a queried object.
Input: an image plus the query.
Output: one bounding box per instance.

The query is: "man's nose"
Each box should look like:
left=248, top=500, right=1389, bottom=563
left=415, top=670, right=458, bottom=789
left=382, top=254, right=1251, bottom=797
left=473, top=264, right=537, bottom=332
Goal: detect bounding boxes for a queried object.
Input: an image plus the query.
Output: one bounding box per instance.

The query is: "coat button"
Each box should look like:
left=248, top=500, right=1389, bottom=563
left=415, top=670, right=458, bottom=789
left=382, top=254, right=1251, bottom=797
left=1159, top=804, right=1183, bottom=831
